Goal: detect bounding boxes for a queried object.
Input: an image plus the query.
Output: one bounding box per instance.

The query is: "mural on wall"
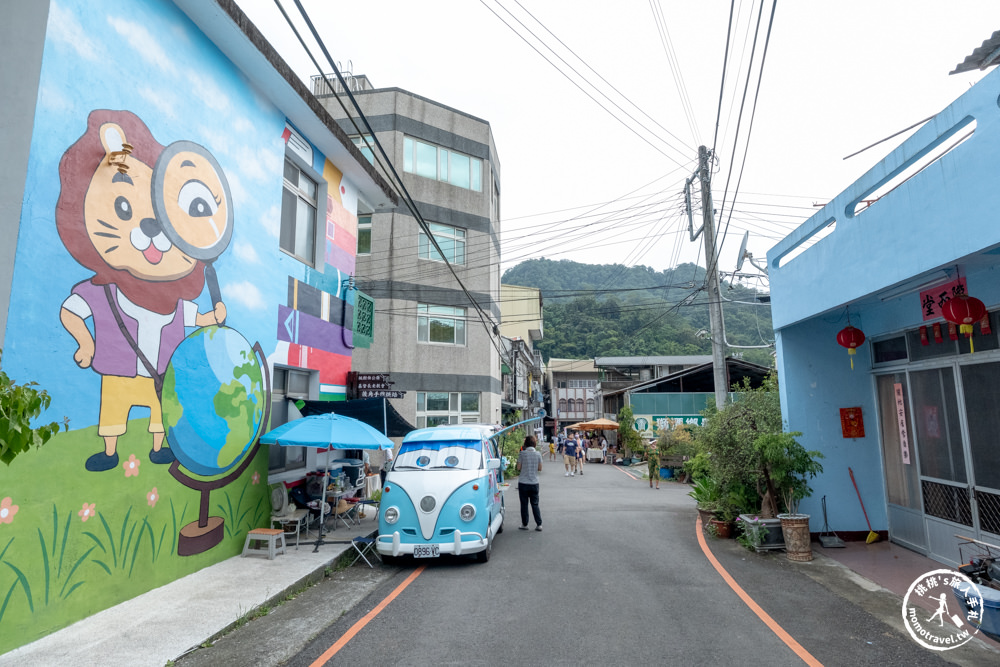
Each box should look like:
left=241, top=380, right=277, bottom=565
left=56, top=109, right=270, bottom=554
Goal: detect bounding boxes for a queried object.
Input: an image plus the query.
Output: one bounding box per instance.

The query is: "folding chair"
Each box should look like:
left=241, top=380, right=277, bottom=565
left=349, top=536, right=380, bottom=568
left=330, top=498, right=359, bottom=530
left=356, top=498, right=379, bottom=522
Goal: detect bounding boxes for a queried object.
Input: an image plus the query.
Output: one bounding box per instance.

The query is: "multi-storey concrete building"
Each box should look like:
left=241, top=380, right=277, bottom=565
left=546, top=358, right=600, bottom=437
left=316, top=75, right=502, bottom=429
left=499, top=284, right=544, bottom=422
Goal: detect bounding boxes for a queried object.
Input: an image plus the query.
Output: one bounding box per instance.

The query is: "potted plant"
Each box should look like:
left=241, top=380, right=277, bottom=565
left=757, top=431, right=824, bottom=561
left=735, top=515, right=769, bottom=551
left=710, top=501, right=738, bottom=539
left=687, top=475, right=721, bottom=529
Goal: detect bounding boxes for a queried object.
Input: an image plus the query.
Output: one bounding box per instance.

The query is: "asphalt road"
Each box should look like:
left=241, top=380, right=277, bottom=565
left=178, top=460, right=1000, bottom=666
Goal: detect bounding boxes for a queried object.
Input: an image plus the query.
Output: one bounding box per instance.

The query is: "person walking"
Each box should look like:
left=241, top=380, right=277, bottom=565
left=600, top=434, right=608, bottom=464
left=563, top=433, right=578, bottom=476
left=574, top=432, right=585, bottom=475
left=548, top=437, right=557, bottom=461
left=648, top=444, right=661, bottom=489
left=516, top=435, right=543, bottom=531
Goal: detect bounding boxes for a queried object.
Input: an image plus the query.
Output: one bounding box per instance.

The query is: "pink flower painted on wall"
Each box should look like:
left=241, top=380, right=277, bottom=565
left=0, top=497, right=18, bottom=524
left=251, top=471, right=260, bottom=485
left=79, top=503, right=96, bottom=522
left=123, top=454, right=141, bottom=477
left=147, top=487, right=159, bottom=508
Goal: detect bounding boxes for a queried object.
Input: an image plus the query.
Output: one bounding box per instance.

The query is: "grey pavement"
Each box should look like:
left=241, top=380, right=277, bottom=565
left=2, top=463, right=1000, bottom=666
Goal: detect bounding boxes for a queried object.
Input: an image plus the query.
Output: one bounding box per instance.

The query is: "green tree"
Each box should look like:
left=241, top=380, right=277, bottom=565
left=617, top=405, right=643, bottom=460
left=0, top=350, right=67, bottom=464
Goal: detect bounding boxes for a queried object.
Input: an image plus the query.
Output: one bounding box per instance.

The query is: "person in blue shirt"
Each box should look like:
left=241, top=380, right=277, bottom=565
left=563, top=433, right=578, bottom=476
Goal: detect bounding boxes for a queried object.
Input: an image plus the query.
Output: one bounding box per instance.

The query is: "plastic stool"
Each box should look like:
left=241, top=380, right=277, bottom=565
left=242, top=528, right=287, bottom=560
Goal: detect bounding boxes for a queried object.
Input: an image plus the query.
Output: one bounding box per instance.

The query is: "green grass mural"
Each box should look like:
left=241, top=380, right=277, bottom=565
left=0, top=420, right=269, bottom=654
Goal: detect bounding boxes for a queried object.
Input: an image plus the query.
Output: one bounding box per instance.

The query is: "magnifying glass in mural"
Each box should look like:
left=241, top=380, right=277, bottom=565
left=151, top=140, right=234, bottom=322
left=151, top=141, right=270, bottom=556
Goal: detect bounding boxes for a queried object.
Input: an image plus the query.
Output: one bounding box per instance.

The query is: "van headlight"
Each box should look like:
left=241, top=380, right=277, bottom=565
left=384, top=507, right=399, bottom=524
left=460, top=504, right=476, bottom=521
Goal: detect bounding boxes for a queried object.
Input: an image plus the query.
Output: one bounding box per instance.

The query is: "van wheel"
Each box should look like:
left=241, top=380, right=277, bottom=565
left=497, top=515, right=504, bottom=534
left=476, top=534, right=492, bottom=563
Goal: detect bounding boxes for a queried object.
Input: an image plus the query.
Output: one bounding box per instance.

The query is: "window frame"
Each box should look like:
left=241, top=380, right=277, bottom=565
left=418, top=222, right=466, bottom=265
left=402, top=136, right=483, bottom=192
left=415, top=391, right=481, bottom=428
left=268, top=366, right=318, bottom=480
left=417, top=303, right=467, bottom=346
left=357, top=213, right=372, bottom=256
left=280, top=153, right=327, bottom=267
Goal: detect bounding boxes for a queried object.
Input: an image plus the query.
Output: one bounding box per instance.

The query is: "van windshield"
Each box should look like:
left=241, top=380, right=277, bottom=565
left=394, top=439, right=483, bottom=471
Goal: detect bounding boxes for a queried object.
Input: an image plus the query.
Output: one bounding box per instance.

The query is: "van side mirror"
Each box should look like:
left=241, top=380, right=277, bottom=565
left=487, top=458, right=501, bottom=470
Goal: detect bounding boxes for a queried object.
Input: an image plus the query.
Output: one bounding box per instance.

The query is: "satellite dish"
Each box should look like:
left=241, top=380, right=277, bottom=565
left=736, top=231, right=749, bottom=271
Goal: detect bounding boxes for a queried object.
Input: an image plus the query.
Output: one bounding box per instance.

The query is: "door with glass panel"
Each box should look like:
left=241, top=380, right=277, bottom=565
left=876, top=373, right=926, bottom=552
left=960, top=362, right=1000, bottom=543
left=910, top=366, right=971, bottom=563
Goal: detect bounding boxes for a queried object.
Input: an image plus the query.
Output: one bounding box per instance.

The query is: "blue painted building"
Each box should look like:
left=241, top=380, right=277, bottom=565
left=0, top=0, right=394, bottom=652
left=768, top=56, right=1000, bottom=566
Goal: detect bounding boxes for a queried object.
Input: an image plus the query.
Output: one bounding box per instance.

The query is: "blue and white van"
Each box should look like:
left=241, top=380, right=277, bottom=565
left=377, top=425, right=505, bottom=563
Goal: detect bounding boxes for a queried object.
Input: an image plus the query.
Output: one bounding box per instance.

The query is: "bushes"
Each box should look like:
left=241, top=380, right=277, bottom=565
left=687, top=372, right=823, bottom=518
left=0, top=350, right=67, bottom=465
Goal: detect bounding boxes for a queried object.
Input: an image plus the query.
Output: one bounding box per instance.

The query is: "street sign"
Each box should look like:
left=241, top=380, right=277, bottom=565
left=359, top=390, right=406, bottom=399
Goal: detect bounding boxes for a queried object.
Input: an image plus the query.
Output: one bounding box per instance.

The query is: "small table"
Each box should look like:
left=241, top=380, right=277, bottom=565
left=272, top=508, right=309, bottom=549
left=586, top=448, right=604, bottom=462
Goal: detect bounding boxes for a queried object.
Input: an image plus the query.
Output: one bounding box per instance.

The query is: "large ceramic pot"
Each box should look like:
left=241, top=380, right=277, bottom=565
left=777, top=513, right=812, bottom=561
left=697, top=507, right=716, bottom=530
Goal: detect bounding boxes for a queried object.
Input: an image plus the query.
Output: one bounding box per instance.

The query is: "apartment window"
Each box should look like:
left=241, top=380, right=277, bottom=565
left=357, top=214, right=372, bottom=255
left=569, top=380, right=597, bottom=389
left=558, top=399, right=567, bottom=413
left=418, top=304, right=466, bottom=345
left=416, top=391, right=480, bottom=428
left=268, top=367, right=314, bottom=474
left=281, top=158, right=318, bottom=264
left=418, top=223, right=466, bottom=264
left=586, top=398, right=595, bottom=413
left=403, top=136, right=482, bottom=192
left=350, top=135, right=375, bottom=164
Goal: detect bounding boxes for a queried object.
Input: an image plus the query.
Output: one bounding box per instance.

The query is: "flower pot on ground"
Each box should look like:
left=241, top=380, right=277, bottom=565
left=708, top=518, right=733, bottom=538
left=697, top=506, right=716, bottom=530
left=777, top=513, right=812, bottom=561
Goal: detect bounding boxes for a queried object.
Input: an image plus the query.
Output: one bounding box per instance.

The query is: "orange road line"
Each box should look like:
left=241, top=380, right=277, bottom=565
left=696, top=517, right=823, bottom=667
left=611, top=465, right=641, bottom=481
left=309, top=565, right=427, bottom=667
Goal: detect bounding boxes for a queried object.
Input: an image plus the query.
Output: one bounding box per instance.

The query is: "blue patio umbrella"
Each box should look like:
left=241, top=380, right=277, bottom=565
left=260, top=413, right=393, bottom=549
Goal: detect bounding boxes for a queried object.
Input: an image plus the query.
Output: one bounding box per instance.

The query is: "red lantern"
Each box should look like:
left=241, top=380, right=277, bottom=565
left=836, top=325, right=866, bottom=370
left=942, top=294, right=986, bottom=352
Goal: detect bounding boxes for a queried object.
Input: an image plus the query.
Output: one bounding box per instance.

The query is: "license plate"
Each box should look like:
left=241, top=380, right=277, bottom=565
left=413, top=545, right=440, bottom=558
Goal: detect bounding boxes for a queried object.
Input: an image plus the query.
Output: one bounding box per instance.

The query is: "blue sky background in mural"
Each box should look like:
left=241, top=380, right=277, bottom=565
left=6, top=0, right=296, bottom=427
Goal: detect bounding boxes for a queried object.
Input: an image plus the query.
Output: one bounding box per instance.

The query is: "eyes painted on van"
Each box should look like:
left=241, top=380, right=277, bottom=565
left=417, top=456, right=430, bottom=467
left=445, top=456, right=459, bottom=467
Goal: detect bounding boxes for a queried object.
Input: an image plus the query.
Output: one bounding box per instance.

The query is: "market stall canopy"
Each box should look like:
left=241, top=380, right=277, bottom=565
left=296, top=397, right=414, bottom=437
left=259, top=413, right=393, bottom=450
left=574, top=418, right=620, bottom=431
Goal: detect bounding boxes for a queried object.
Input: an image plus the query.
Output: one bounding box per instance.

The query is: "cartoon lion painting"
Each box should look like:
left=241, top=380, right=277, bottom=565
left=57, top=110, right=230, bottom=472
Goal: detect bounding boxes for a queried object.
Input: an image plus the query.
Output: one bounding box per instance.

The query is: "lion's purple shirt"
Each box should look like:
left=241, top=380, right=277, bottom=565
left=71, top=281, right=186, bottom=377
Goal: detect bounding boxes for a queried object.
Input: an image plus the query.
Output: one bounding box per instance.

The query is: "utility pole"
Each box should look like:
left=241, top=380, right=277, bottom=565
left=698, top=145, right=730, bottom=410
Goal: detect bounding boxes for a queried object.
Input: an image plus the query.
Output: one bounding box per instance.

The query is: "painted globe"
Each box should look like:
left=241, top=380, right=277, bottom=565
left=161, top=326, right=266, bottom=476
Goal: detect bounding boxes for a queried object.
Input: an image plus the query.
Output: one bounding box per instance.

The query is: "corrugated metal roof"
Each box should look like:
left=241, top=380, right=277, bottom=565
left=595, top=355, right=712, bottom=367
left=951, top=30, right=1000, bottom=74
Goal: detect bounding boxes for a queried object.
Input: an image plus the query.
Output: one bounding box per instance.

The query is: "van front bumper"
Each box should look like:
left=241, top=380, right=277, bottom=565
left=376, top=530, right=487, bottom=557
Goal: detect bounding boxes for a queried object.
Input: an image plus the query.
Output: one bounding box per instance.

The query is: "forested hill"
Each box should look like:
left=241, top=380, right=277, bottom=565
left=501, top=258, right=774, bottom=367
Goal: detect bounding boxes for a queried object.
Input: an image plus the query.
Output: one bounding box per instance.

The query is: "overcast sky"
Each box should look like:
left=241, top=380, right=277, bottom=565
left=234, top=1, right=1000, bottom=284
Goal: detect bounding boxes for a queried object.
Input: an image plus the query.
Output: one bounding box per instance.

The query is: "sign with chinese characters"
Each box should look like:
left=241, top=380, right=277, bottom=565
left=839, top=407, right=865, bottom=438
left=894, top=383, right=911, bottom=464
left=346, top=372, right=406, bottom=399
left=920, top=277, right=967, bottom=321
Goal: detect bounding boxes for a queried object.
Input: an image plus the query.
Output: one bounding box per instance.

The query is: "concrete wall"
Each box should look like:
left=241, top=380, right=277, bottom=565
left=0, top=0, right=367, bottom=651
left=321, top=88, right=502, bottom=427
left=768, top=65, right=1000, bottom=536
left=0, top=0, right=49, bottom=350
